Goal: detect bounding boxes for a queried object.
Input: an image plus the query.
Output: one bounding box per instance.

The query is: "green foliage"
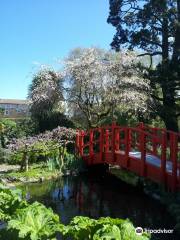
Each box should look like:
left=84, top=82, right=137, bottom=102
left=8, top=202, right=60, bottom=240
left=93, top=224, right=121, bottom=240
left=61, top=216, right=97, bottom=239
left=99, top=111, right=139, bottom=128
left=0, top=119, right=37, bottom=147
left=0, top=146, right=9, bottom=163
left=110, top=168, right=140, bottom=187
left=28, top=140, right=58, bottom=162
left=15, top=119, right=37, bottom=137
left=9, top=140, right=59, bottom=165
left=0, top=184, right=27, bottom=221
left=33, top=111, right=75, bottom=133
left=4, top=164, right=59, bottom=180
left=0, top=185, right=151, bottom=240
left=0, top=119, right=16, bottom=130
left=107, top=0, right=180, bottom=132
left=0, top=107, right=4, bottom=115
left=0, top=119, right=17, bottom=148
left=9, top=151, right=23, bottom=164
left=63, top=153, right=85, bottom=172
left=0, top=118, right=37, bottom=164
left=46, top=149, right=84, bottom=173
left=120, top=221, right=146, bottom=240
left=61, top=216, right=150, bottom=240
left=47, top=156, right=61, bottom=171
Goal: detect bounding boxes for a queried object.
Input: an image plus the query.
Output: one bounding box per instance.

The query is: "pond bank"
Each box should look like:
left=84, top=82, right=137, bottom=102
left=0, top=163, right=79, bottom=186
left=109, top=166, right=180, bottom=236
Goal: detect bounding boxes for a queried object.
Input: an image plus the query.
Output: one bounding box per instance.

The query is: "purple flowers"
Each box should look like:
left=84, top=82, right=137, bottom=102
left=8, top=127, right=76, bottom=152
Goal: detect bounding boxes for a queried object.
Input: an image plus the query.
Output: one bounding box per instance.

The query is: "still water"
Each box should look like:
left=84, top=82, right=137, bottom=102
left=20, top=173, right=178, bottom=240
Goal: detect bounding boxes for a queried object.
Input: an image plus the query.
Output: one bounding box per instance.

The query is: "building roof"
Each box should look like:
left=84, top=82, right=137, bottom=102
left=0, top=99, right=28, bottom=105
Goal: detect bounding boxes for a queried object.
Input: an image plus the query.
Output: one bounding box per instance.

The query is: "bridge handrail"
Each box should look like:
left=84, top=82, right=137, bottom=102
left=76, top=123, right=179, bottom=159
left=75, top=122, right=180, bottom=191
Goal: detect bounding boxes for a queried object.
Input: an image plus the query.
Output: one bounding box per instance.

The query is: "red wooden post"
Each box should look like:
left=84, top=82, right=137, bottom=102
left=139, top=122, right=144, bottom=129
left=128, top=128, right=132, bottom=152
left=111, top=122, right=116, bottom=162
left=152, top=128, right=158, bottom=156
left=171, top=133, right=178, bottom=191
left=89, top=130, right=94, bottom=164
left=79, top=130, right=84, bottom=156
left=115, top=128, right=120, bottom=151
left=99, top=127, right=104, bottom=162
left=140, top=130, right=146, bottom=177
left=105, top=129, right=109, bottom=153
left=161, top=130, right=167, bottom=184
left=169, top=133, right=174, bottom=161
left=138, top=122, right=145, bottom=153
left=125, top=128, right=130, bottom=167
left=75, top=130, right=80, bottom=156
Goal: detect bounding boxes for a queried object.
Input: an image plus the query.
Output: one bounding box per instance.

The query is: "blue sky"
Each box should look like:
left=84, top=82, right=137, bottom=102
left=0, top=0, right=114, bottom=99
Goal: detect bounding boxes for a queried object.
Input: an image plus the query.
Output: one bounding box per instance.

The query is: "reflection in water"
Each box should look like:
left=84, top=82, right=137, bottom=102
left=20, top=173, right=178, bottom=240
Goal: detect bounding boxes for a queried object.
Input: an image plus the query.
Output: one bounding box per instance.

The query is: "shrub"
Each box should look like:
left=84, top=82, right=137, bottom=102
left=8, top=202, right=60, bottom=240
left=0, top=146, right=10, bottom=163
left=0, top=184, right=27, bottom=221
left=61, top=216, right=150, bottom=240
left=7, top=126, right=76, bottom=171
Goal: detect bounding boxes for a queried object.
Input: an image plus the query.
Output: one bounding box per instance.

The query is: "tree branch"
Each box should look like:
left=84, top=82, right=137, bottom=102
left=138, top=51, right=162, bottom=57
left=142, top=37, right=162, bottom=48
left=151, top=94, right=164, bottom=102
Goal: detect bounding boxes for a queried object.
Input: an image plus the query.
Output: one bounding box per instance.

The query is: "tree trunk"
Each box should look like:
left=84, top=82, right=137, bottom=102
left=20, top=151, right=28, bottom=171
left=59, top=145, right=66, bottom=174
left=160, top=1, right=179, bottom=132
left=163, top=115, right=179, bottom=132
left=164, top=0, right=180, bottom=132
left=25, top=154, right=29, bottom=172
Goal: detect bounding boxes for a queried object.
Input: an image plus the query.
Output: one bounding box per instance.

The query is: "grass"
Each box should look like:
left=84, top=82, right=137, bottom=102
left=1, top=163, right=61, bottom=183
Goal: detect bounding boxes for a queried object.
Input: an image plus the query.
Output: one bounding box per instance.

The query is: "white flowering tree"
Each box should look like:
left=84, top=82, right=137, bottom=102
left=65, top=47, right=151, bottom=128
left=28, top=66, right=64, bottom=132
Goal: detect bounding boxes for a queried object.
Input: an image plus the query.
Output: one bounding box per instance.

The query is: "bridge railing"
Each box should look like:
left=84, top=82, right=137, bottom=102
left=76, top=122, right=180, bottom=190
left=76, top=123, right=179, bottom=159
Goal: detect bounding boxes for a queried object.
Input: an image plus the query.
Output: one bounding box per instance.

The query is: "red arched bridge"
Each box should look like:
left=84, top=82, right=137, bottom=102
left=76, top=123, right=180, bottom=192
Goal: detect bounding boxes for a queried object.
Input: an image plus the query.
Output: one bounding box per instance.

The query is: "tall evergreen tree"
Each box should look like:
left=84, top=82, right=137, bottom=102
left=108, top=0, right=180, bottom=131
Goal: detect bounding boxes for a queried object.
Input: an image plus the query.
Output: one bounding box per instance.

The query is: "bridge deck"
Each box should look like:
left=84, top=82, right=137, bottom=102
left=129, top=152, right=179, bottom=175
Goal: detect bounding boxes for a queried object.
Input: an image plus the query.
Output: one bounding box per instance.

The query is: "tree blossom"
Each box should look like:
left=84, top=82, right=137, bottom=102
left=7, top=126, right=76, bottom=172
left=8, top=126, right=76, bottom=152
left=29, top=66, right=64, bottom=114
left=64, top=47, right=151, bottom=127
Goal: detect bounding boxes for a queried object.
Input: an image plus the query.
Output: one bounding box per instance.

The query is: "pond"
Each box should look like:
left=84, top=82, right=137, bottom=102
left=20, top=172, right=178, bottom=240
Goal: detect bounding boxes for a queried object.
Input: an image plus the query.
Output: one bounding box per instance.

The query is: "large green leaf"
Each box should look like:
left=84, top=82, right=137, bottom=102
left=93, top=224, right=121, bottom=240
left=8, top=202, right=60, bottom=240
